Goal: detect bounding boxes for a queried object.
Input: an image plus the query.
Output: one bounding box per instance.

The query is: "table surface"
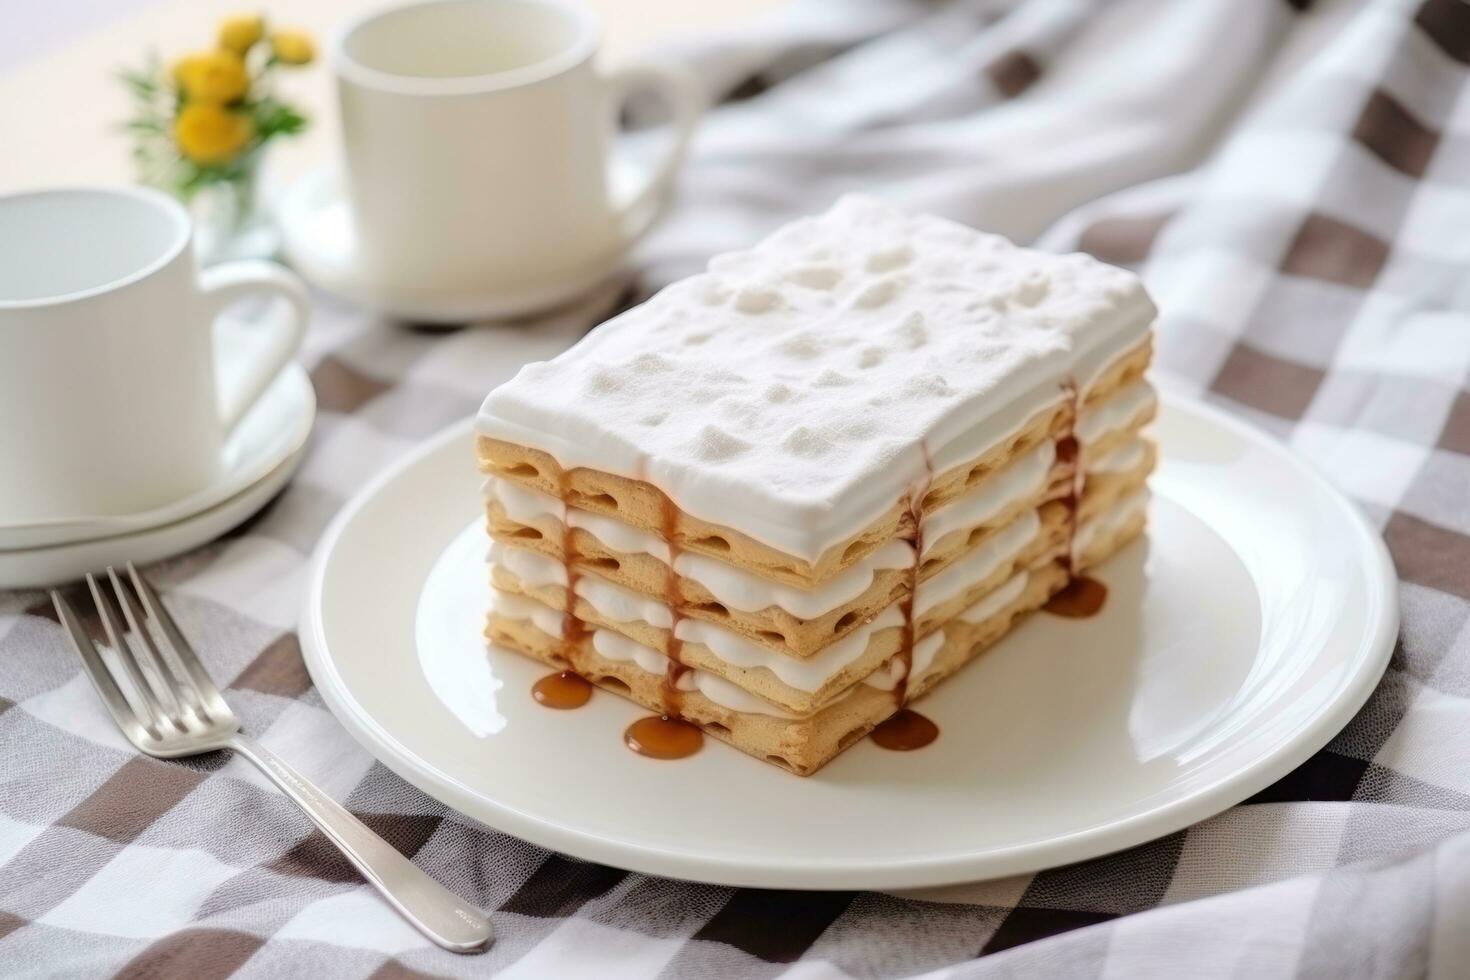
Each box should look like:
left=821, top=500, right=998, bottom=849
left=0, top=0, right=778, bottom=194
left=3, top=2, right=1468, bottom=976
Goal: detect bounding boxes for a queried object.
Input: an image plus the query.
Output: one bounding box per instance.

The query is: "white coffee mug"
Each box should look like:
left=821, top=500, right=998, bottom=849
left=333, top=0, right=703, bottom=313
left=0, top=186, right=309, bottom=523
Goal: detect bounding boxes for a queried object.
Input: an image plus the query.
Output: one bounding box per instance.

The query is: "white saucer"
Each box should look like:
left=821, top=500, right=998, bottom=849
left=0, top=322, right=315, bottom=553
left=274, top=167, right=628, bottom=323
left=300, top=395, right=1397, bottom=889
left=0, top=438, right=306, bottom=590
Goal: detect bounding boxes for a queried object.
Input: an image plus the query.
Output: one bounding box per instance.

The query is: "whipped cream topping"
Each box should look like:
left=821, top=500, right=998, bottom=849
left=1076, top=381, right=1156, bottom=445
left=479, top=194, right=1154, bottom=562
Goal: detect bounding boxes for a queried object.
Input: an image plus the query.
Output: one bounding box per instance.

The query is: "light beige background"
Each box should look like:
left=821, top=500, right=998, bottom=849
left=0, top=0, right=779, bottom=194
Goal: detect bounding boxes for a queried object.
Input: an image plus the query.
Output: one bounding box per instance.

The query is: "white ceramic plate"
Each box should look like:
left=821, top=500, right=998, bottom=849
left=0, top=324, right=315, bottom=551
left=301, top=394, right=1397, bottom=889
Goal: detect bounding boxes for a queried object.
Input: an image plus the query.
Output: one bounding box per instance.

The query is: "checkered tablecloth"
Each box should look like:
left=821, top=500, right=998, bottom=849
left=4, top=0, right=1470, bottom=976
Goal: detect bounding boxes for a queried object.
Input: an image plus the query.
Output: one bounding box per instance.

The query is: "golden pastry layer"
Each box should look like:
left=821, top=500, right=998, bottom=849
left=488, top=559, right=1073, bottom=775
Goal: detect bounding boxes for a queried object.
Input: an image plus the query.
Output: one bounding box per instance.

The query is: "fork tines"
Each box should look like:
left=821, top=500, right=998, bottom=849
left=52, top=564, right=228, bottom=745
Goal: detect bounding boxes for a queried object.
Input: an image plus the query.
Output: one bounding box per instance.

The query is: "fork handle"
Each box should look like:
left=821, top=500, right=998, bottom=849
left=227, top=734, right=493, bottom=953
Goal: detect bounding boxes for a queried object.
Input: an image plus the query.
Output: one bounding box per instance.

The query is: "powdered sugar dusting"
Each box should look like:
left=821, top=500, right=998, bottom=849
left=479, top=195, right=1153, bottom=560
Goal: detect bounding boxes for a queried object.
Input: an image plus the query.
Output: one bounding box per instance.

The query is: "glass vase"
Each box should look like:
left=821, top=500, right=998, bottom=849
left=191, top=153, right=279, bottom=265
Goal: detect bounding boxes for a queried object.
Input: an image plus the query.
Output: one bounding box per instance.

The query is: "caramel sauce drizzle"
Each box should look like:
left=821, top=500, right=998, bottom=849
left=1058, top=379, right=1083, bottom=558
left=556, top=470, right=588, bottom=677
left=872, top=445, right=940, bottom=752
left=659, top=495, right=688, bottom=715
left=624, top=487, right=703, bottom=761
left=1047, top=378, right=1106, bottom=618
left=893, top=445, right=935, bottom=708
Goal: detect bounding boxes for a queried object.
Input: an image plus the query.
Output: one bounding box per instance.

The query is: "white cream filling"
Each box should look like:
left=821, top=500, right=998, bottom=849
left=490, top=540, right=567, bottom=587
left=677, top=539, right=913, bottom=617
left=1085, top=438, right=1148, bottom=475
left=922, top=439, right=1055, bottom=558
left=958, top=569, right=1029, bottom=624
left=591, top=627, right=805, bottom=718
left=493, top=590, right=567, bottom=637
left=675, top=605, right=905, bottom=693
left=494, top=542, right=674, bottom=629
left=592, top=627, right=670, bottom=675
left=496, top=505, right=1044, bottom=693
left=487, top=440, right=1058, bottom=621
left=576, top=575, right=674, bottom=629
left=928, top=391, right=1066, bottom=480
left=487, top=476, right=917, bottom=619
left=588, top=623, right=948, bottom=718
left=571, top=507, right=672, bottom=562
left=915, top=509, right=1040, bottom=617
left=861, top=631, right=946, bottom=692
left=1076, top=381, right=1156, bottom=445
left=1075, top=488, right=1150, bottom=559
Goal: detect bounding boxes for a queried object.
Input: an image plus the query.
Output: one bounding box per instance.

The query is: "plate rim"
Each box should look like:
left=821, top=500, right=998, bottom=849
left=300, top=394, right=1399, bottom=889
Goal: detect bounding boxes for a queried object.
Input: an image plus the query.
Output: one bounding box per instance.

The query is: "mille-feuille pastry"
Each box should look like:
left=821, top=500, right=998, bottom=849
left=475, top=195, right=1157, bottom=775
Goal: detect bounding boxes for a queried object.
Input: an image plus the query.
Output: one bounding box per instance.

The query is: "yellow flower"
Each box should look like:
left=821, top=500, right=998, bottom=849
left=173, top=51, right=250, bottom=103
left=270, top=30, right=315, bottom=66
left=218, top=14, right=264, bottom=55
left=174, top=102, right=253, bottom=164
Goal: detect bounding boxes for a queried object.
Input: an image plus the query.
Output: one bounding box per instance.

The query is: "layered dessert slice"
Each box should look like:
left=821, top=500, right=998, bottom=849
left=476, top=195, right=1157, bottom=775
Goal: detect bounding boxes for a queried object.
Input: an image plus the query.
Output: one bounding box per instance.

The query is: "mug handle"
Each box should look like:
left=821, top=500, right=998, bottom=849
left=200, top=261, right=310, bottom=434
left=604, top=63, right=704, bottom=243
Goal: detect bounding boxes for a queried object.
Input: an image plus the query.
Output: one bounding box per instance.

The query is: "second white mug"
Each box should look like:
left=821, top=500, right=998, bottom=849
left=333, top=0, right=703, bottom=316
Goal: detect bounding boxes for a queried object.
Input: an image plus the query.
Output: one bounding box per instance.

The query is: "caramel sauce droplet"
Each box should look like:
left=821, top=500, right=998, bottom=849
left=625, top=714, right=704, bottom=760
left=532, top=671, right=593, bottom=709
left=871, top=709, right=939, bottom=751
left=1044, top=575, right=1107, bottom=618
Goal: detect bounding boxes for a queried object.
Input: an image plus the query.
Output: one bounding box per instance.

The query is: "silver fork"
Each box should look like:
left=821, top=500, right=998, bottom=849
left=52, top=564, right=493, bottom=954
